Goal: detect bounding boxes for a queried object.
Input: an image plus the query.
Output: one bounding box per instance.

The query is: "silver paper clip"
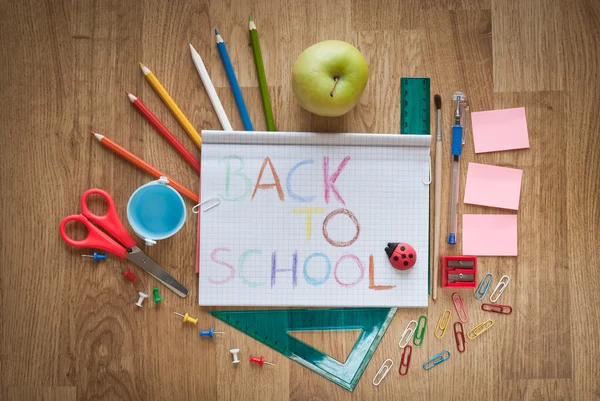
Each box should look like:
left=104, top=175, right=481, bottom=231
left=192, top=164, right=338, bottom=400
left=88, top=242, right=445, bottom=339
left=192, top=196, right=221, bottom=213
left=475, top=272, right=493, bottom=300
left=423, top=350, right=450, bottom=370
left=372, top=358, right=393, bottom=386
left=490, top=275, right=510, bottom=303
left=398, top=319, right=418, bottom=349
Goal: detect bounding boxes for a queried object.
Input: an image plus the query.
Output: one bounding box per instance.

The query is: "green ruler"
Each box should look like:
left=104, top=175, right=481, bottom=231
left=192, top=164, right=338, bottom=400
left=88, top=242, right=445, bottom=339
left=400, top=77, right=431, bottom=135
left=400, top=77, right=431, bottom=295
left=210, top=308, right=396, bottom=391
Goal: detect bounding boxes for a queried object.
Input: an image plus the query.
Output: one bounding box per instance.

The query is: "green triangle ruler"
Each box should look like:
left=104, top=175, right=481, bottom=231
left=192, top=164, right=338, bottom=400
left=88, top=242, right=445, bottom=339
left=210, top=308, right=396, bottom=391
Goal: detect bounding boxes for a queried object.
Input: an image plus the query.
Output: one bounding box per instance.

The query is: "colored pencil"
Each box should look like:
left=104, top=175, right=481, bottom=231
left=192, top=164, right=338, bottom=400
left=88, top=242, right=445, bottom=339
left=126, top=91, right=200, bottom=174
left=248, top=17, right=275, bottom=131
left=139, top=63, right=202, bottom=148
left=215, top=29, right=254, bottom=131
left=189, top=43, right=233, bottom=131
left=90, top=131, right=199, bottom=203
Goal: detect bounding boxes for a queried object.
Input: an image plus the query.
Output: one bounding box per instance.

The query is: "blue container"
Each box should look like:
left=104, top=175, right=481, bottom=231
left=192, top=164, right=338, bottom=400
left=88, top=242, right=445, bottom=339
left=127, top=177, right=186, bottom=246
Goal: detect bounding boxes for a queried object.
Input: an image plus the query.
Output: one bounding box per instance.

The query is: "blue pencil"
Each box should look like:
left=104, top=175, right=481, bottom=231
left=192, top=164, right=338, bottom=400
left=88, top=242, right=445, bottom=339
left=215, top=29, right=254, bottom=131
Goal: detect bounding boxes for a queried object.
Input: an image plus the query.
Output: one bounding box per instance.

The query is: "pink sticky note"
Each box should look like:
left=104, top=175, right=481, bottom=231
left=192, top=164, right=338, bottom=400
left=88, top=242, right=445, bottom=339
left=471, top=107, right=530, bottom=153
left=462, top=214, right=518, bottom=256
left=464, top=163, right=523, bottom=210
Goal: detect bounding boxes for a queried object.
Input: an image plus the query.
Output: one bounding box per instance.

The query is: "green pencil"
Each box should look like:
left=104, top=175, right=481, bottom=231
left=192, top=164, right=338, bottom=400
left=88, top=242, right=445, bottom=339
left=249, top=16, right=276, bottom=131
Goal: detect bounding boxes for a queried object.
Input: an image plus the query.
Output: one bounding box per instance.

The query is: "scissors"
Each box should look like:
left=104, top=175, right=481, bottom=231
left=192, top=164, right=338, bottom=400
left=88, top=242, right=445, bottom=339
left=59, top=189, right=188, bottom=297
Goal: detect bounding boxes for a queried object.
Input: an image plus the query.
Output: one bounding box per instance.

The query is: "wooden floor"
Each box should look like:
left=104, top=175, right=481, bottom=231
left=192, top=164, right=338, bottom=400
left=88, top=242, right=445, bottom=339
left=1, top=0, right=599, bottom=400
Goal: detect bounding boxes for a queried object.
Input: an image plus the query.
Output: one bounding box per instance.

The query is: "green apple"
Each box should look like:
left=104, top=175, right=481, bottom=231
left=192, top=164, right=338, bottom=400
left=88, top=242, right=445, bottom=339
left=292, top=40, right=369, bottom=117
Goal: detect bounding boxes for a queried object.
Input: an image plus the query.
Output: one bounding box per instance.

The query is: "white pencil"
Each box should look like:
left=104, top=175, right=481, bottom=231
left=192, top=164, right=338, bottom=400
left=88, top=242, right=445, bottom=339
left=189, top=43, right=233, bottom=131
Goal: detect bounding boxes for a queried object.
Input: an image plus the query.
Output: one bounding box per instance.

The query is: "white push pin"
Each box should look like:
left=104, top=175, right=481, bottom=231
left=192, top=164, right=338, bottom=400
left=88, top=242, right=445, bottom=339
left=230, top=348, right=240, bottom=364
left=136, top=292, right=148, bottom=307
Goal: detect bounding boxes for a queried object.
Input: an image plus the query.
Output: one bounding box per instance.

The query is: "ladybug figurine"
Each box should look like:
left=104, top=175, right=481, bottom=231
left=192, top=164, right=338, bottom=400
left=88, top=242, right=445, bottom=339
left=385, top=242, right=417, bottom=270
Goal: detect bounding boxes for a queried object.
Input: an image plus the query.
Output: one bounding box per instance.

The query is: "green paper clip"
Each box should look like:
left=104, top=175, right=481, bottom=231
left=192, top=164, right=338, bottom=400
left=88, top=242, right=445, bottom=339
left=413, top=315, right=427, bottom=346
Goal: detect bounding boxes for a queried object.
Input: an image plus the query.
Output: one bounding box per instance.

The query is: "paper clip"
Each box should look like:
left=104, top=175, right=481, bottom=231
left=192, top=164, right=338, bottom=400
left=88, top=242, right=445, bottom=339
left=398, top=320, right=418, bottom=349
left=454, top=322, right=466, bottom=353
left=466, top=319, right=494, bottom=340
left=434, top=310, right=452, bottom=339
left=482, top=303, right=512, bottom=315
left=452, top=292, right=468, bottom=323
left=398, top=345, right=412, bottom=376
left=475, top=272, right=493, bottom=300
left=372, top=358, right=393, bottom=386
left=413, top=316, right=427, bottom=346
left=423, top=350, right=450, bottom=370
left=192, top=196, right=221, bottom=213
left=423, top=156, right=432, bottom=185
left=489, top=275, right=510, bottom=303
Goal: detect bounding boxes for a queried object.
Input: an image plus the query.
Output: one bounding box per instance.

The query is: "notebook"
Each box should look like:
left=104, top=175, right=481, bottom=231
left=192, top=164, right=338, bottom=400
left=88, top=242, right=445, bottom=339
left=197, top=131, right=430, bottom=307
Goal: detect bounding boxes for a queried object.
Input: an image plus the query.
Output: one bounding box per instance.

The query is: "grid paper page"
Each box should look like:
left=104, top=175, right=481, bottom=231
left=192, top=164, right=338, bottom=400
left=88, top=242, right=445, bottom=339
left=199, top=131, right=430, bottom=307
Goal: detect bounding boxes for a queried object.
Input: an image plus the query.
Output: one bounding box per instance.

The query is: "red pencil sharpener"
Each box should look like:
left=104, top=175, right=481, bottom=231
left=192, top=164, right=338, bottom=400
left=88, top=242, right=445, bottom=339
left=442, top=256, right=477, bottom=288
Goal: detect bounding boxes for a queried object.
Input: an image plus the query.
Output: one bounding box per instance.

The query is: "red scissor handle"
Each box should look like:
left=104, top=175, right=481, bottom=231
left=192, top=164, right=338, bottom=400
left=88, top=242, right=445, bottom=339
left=59, top=214, right=127, bottom=258
left=79, top=189, right=137, bottom=249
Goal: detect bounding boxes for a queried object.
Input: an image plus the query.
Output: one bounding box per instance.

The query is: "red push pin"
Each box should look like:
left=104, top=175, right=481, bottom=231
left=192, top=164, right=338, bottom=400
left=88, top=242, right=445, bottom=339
left=249, top=356, right=275, bottom=367
left=123, top=268, right=138, bottom=282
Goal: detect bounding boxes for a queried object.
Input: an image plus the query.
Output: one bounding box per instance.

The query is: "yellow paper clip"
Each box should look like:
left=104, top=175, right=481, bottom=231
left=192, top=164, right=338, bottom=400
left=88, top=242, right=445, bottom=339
left=466, top=319, right=494, bottom=340
left=490, top=275, right=510, bottom=303
left=372, top=358, right=393, bottom=386
left=434, top=310, right=452, bottom=338
left=398, top=319, right=418, bottom=349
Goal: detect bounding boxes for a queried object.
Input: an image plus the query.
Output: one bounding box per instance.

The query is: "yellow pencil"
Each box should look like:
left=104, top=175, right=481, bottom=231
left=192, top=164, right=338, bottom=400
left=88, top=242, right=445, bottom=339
left=139, top=63, right=202, bottom=148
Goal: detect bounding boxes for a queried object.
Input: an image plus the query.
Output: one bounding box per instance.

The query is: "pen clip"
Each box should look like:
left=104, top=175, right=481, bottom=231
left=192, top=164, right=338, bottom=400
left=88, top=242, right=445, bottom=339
left=462, top=105, right=470, bottom=145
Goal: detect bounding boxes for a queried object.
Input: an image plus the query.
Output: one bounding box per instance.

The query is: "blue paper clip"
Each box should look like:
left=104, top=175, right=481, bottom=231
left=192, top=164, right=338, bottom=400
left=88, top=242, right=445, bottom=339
left=423, top=350, right=450, bottom=370
left=475, top=272, right=493, bottom=300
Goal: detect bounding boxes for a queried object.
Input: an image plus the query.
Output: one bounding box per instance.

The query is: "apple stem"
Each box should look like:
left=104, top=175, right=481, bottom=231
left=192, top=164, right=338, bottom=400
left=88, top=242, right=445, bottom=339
left=330, top=77, right=339, bottom=97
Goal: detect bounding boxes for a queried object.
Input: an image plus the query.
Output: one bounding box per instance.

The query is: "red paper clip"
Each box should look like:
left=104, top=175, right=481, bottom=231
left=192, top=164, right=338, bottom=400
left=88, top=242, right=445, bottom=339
left=399, top=345, right=412, bottom=376
left=452, top=292, right=468, bottom=322
left=482, top=303, right=512, bottom=315
left=454, top=322, right=466, bottom=353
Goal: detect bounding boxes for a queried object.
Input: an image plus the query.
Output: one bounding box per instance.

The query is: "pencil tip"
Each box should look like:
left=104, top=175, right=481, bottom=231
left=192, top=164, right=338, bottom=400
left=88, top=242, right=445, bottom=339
left=214, top=28, right=219, bottom=35
left=249, top=16, right=253, bottom=21
left=125, top=90, right=130, bottom=95
left=89, top=131, right=95, bottom=135
left=138, top=62, right=144, bottom=67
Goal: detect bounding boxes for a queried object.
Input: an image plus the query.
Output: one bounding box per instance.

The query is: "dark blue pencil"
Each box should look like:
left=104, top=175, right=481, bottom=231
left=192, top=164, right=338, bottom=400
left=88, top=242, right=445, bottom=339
left=215, top=29, right=254, bottom=131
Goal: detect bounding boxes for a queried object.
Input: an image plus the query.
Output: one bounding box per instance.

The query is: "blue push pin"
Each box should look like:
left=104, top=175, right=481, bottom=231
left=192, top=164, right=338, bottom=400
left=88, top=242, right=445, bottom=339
left=199, top=328, right=225, bottom=338
left=82, top=252, right=107, bottom=262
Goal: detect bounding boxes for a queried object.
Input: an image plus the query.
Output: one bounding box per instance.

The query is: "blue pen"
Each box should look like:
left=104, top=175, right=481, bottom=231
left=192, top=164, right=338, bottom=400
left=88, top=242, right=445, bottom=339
left=215, top=29, right=254, bottom=131
left=447, top=92, right=469, bottom=245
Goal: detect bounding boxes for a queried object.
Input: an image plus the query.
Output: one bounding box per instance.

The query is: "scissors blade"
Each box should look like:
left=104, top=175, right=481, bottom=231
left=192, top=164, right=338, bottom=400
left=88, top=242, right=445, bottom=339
left=126, top=247, right=188, bottom=297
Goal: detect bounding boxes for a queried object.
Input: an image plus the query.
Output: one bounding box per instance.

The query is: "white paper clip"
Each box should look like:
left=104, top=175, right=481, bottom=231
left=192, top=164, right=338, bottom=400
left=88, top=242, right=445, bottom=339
left=398, top=319, right=418, bottom=348
left=490, top=275, right=510, bottom=303
left=423, top=156, right=432, bottom=185
left=192, top=196, right=221, bottom=213
left=372, top=358, right=393, bottom=386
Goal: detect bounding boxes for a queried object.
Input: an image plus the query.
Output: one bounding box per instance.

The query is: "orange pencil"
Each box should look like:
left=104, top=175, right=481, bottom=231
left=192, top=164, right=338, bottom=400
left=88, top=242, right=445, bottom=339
left=90, top=131, right=199, bottom=203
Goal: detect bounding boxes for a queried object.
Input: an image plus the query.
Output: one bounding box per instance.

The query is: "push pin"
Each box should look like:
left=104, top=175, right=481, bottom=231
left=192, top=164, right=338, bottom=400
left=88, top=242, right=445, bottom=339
left=122, top=267, right=138, bottom=282
left=135, top=292, right=148, bottom=307
left=199, top=328, right=225, bottom=338
left=230, top=348, right=240, bottom=364
left=249, top=356, right=275, bottom=367
left=82, top=252, right=107, bottom=262
left=173, top=312, right=198, bottom=325
left=152, top=288, right=162, bottom=303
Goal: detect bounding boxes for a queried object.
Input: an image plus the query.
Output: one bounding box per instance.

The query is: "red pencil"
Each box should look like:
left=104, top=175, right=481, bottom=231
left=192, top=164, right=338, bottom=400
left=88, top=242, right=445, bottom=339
left=126, top=91, right=200, bottom=174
